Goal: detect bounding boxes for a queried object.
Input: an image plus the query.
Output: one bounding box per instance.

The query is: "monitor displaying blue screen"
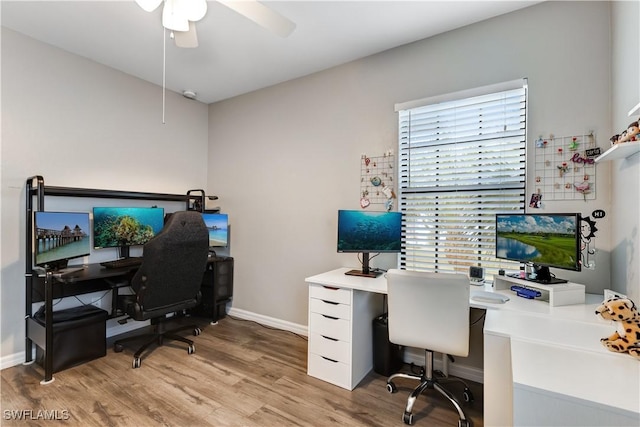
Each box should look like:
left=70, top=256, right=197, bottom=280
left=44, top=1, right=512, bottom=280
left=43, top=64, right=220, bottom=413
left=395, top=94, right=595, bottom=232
left=337, top=210, right=402, bottom=253
left=202, top=213, right=228, bottom=247
left=93, top=207, right=165, bottom=249
left=34, top=211, right=91, bottom=267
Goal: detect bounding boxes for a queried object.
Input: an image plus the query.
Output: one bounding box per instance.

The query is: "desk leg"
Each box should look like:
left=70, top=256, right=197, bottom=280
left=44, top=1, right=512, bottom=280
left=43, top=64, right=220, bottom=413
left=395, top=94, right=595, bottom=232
left=484, top=332, right=512, bottom=426
left=24, top=275, right=35, bottom=365
left=41, top=272, right=54, bottom=385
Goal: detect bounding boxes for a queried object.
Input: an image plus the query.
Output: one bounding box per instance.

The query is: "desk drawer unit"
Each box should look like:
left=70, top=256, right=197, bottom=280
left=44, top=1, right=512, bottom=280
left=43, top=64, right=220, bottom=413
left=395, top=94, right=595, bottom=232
left=307, top=282, right=380, bottom=390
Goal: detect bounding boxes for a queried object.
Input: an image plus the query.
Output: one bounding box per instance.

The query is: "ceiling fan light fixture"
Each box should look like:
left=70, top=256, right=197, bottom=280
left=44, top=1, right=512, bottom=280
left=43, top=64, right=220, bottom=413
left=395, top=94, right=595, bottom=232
left=135, top=0, right=163, bottom=13
left=162, top=0, right=189, bottom=32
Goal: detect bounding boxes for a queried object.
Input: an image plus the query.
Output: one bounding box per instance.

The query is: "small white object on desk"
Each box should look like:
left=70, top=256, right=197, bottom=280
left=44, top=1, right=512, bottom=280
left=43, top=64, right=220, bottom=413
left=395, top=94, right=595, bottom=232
left=471, top=290, right=510, bottom=304
left=52, top=266, right=85, bottom=277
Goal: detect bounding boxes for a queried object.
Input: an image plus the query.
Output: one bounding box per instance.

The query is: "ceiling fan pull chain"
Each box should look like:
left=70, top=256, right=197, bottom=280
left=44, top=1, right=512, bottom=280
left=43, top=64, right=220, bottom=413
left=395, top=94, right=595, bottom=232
left=162, top=26, right=166, bottom=124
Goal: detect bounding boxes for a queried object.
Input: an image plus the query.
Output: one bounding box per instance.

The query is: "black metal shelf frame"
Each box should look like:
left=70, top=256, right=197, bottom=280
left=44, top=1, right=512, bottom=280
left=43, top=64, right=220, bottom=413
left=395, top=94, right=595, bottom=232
left=24, top=175, right=216, bottom=383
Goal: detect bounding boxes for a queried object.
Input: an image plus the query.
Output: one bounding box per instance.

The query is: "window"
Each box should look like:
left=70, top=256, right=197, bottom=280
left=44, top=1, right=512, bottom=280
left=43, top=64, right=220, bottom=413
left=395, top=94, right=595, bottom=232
left=396, top=79, right=527, bottom=279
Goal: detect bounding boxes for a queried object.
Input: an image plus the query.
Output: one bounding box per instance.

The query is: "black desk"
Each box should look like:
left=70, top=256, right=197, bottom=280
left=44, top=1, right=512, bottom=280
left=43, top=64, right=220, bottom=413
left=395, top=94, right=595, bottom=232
left=25, top=257, right=233, bottom=384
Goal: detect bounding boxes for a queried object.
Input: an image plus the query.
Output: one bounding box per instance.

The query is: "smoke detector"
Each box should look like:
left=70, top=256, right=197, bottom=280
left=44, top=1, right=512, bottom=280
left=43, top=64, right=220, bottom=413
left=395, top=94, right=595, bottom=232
left=182, top=90, right=197, bottom=100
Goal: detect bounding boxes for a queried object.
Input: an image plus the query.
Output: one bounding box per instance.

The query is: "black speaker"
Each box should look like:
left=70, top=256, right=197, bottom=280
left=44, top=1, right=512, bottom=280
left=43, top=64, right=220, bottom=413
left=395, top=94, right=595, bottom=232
left=211, top=257, right=233, bottom=301
left=372, top=314, right=403, bottom=376
left=191, top=256, right=234, bottom=322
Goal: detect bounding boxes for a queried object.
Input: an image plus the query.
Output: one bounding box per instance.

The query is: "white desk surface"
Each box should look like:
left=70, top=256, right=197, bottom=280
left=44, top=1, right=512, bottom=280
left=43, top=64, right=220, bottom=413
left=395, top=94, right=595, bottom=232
left=305, top=267, right=388, bottom=294
left=306, top=267, right=584, bottom=309
left=306, top=267, right=640, bottom=415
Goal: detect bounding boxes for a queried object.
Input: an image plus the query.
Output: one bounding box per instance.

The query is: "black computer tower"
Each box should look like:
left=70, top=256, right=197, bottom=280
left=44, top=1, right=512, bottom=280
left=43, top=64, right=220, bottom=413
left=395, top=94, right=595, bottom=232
left=191, top=256, right=234, bottom=322
left=372, top=314, right=403, bottom=376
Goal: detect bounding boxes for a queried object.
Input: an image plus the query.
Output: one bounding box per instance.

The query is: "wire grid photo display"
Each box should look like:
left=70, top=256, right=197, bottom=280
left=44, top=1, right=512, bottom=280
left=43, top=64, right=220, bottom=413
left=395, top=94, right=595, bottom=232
left=533, top=133, right=597, bottom=201
left=360, top=153, right=395, bottom=208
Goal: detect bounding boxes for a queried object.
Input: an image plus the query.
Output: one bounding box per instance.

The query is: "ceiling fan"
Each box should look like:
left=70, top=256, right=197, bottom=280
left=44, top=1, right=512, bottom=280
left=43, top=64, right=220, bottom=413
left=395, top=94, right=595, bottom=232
left=135, top=0, right=297, bottom=48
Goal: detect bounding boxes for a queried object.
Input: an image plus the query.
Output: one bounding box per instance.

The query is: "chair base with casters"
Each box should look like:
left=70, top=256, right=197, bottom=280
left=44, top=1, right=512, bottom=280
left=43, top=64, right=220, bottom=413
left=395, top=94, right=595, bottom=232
left=387, top=349, right=474, bottom=426
left=113, top=314, right=202, bottom=369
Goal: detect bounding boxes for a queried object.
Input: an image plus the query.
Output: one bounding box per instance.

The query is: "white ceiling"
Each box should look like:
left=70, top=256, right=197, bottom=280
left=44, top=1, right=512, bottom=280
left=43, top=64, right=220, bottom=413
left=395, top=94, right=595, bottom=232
left=2, top=1, right=540, bottom=104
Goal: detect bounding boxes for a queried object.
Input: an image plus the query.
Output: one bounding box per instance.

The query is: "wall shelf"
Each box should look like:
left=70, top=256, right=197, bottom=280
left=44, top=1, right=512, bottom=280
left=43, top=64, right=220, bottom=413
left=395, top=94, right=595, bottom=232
left=595, top=142, right=640, bottom=163
left=596, top=101, right=640, bottom=162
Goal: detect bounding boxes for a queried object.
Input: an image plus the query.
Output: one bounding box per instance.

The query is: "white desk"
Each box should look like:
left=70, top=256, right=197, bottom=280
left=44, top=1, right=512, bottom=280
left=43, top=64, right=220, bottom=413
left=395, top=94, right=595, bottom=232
left=305, top=268, right=640, bottom=426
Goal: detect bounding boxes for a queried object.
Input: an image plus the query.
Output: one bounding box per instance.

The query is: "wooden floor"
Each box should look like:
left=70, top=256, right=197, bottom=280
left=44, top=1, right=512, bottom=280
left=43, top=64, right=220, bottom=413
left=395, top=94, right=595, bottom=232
left=1, top=316, right=483, bottom=426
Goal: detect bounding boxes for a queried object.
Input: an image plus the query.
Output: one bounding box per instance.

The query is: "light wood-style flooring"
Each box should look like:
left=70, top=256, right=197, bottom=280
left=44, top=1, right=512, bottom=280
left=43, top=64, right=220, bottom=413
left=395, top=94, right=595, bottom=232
left=1, top=316, right=483, bottom=426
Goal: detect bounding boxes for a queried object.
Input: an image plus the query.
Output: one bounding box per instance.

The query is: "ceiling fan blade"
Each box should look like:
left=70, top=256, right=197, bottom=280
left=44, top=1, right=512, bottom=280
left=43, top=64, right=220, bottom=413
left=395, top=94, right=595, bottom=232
left=218, top=0, right=296, bottom=38
left=174, top=22, right=199, bottom=48
left=135, top=0, right=163, bottom=13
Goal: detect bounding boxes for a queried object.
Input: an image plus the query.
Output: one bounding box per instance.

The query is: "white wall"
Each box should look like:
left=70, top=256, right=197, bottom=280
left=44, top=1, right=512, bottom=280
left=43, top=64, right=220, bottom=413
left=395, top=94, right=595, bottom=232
left=1, top=28, right=209, bottom=361
left=208, top=1, right=614, bottom=330
left=3, top=1, right=636, bottom=372
left=610, top=1, right=640, bottom=303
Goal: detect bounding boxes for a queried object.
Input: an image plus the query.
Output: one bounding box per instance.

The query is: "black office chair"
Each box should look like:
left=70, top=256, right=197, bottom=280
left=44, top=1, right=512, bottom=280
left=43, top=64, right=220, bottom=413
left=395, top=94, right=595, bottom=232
left=114, top=211, right=209, bottom=368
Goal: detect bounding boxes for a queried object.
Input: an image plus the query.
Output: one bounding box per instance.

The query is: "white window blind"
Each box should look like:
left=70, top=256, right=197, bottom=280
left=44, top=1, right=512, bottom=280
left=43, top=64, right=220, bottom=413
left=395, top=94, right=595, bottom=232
left=397, top=80, right=527, bottom=278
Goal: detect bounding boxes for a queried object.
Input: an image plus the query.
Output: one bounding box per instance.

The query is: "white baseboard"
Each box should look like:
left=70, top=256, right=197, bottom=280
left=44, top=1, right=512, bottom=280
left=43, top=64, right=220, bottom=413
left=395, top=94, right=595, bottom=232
left=1, top=352, right=30, bottom=371
left=226, top=307, right=308, bottom=337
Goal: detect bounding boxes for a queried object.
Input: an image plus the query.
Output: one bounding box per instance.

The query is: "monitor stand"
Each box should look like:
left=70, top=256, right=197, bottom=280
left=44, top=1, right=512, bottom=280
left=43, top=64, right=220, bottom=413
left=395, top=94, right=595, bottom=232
left=119, top=245, right=131, bottom=259
left=44, top=259, right=69, bottom=272
left=345, top=253, right=381, bottom=278
left=527, top=265, right=568, bottom=284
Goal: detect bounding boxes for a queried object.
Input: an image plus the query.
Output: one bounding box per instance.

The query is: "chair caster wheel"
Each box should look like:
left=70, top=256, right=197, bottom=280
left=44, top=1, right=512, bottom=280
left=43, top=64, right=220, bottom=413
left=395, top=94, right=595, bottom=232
left=193, top=327, right=201, bottom=336
left=403, top=411, right=414, bottom=425
left=132, top=357, right=141, bottom=369
left=463, top=388, right=474, bottom=403
left=188, top=344, right=195, bottom=355
left=114, top=343, right=124, bottom=353
left=387, top=382, right=397, bottom=393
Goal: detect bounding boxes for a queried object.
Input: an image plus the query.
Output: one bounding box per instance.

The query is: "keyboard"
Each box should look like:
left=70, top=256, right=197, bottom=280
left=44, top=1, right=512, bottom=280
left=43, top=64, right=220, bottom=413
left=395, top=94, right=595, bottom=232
left=100, top=257, right=143, bottom=269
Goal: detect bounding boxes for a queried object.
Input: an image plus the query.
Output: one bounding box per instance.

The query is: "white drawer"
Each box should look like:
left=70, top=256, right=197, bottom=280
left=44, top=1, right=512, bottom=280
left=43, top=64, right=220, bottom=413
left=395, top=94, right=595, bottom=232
left=309, top=312, right=351, bottom=342
left=307, top=353, right=352, bottom=390
left=308, top=332, right=350, bottom=364
left=309, top=284, right=351, bottom=305
left=309, top=297, right=351, bottom=320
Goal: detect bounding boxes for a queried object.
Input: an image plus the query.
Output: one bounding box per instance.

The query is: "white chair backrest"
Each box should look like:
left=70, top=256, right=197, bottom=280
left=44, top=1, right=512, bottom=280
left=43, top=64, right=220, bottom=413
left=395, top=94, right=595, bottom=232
left=386, top=269, right=470, bottom=357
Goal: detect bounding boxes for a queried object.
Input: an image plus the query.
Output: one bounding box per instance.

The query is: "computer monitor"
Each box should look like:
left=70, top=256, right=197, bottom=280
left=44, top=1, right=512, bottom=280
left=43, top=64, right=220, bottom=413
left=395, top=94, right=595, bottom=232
left=337, top=210, right=402, bottom=278
left=495, top=213, right=581, bottom=283
left=202, top=212, right=229, bottom=248
left=34, top=211, right=91, bottom=270
left=93, top=207, right=165, bottom=258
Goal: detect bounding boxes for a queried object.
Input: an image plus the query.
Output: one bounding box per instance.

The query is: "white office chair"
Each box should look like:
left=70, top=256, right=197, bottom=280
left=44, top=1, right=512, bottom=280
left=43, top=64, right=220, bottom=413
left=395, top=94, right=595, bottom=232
left=386, top=269, right=473, bottom=426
